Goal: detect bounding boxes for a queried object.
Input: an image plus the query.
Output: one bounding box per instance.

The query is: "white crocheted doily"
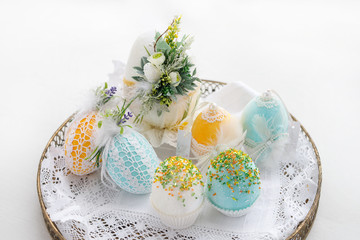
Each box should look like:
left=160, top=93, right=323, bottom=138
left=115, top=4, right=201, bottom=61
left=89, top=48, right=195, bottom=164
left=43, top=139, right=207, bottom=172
left=40, top=124, right=318, bottom=240
left=40, top=82, right=319, bottom=239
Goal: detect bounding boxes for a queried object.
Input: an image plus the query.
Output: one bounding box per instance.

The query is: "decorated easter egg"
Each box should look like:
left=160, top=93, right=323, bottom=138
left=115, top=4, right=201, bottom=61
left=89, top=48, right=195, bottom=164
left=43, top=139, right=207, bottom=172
left=105, top=128, right=158, bottom=194
left=123, top=31, right=200, bottom=129
left=64, top=112, right=102, bottom=175
left=123, top=31, right=154, bottom=89
left=240, top=90, right=289, bottom=161
left=150, top=156, right=204, bottom=229
left=191, top=104, right=238, bottom=156
left=206, top=149, right=261, bottom=217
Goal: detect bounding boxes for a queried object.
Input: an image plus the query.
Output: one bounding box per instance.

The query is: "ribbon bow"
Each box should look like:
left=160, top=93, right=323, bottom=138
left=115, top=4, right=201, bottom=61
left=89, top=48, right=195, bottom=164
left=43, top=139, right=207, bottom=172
left=194, top=130, right=247, bottom=174
left=245, top=132, right=289, bottom=163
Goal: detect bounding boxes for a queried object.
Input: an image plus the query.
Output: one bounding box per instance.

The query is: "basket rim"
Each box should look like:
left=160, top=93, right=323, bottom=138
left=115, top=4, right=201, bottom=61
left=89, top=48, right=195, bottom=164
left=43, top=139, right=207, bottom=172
left=37, top=114, right=75, bottom=240
left=36, top=80, right=322, bottom=240
left=287, top=115, right=322, bottom=239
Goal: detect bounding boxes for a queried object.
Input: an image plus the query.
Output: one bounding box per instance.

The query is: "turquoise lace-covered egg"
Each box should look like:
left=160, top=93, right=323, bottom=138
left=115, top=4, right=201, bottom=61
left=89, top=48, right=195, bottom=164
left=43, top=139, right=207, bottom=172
left=240, top=91, right=289, bottom=162
left=206, top=149, right=261, bottom=216
left=241, top=91, right=289, bottom=145
left=105, top=128, right=158, bottom=194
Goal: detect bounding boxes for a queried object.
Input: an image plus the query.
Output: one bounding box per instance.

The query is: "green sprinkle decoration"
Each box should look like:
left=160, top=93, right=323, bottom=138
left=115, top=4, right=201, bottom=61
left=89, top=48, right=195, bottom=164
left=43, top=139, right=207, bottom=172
left=154, top=156, right=204, bottom=206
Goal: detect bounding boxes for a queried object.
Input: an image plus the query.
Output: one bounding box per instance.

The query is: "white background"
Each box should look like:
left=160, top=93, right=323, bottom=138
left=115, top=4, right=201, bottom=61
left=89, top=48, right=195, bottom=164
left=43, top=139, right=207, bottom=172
left=0, top=0, right=359, bottom=239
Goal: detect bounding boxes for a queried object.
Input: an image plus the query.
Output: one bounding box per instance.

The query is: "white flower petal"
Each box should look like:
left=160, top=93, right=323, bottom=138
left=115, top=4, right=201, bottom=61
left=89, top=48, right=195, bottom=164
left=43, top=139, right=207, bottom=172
left=147, top=52, right=165, bottom=66
left=144, top=63, right=161, bottom=83
left=169, top=72, right=181, bottom=86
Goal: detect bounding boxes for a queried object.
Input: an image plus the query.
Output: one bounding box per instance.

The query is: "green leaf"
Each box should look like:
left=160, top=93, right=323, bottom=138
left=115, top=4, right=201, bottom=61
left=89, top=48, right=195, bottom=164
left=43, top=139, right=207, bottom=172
left=171, top=85, right=178, bottom=94
left=132, top=76, right=145, bottom=82
left=133, top=66, right=143, bottom=72
left=104, top=82, right=108, bottom=89
left=98, top=121, right=102, bottom=128
left=156, top=38, right=171, bottom=52
left=140, top=57, right=145, bottom=68
left=192, top=68, right=197, bottom=76
left=144, top=46, right=151, bottom=56
left=96, top=151, right=101, bottom=167
left=140, top=56, right=148, bottom=68
left=120, top=126, right=124, bottom=134
left=85, top=146, right=99, bottom=161
left=135, top=69, right=144, bottom=75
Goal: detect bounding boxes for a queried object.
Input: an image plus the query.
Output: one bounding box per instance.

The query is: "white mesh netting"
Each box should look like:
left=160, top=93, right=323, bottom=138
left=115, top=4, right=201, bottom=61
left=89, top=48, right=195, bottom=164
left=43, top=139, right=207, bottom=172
left=103, top=128, right=159, bottom=194
left=40, top=125, right=318, bottom=240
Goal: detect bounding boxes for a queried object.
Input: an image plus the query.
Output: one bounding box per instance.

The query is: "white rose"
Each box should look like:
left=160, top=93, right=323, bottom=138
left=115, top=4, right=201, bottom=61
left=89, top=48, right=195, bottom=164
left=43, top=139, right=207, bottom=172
left=143, top=63, right=161, bottom=83
left=169, top=72, right=181, bottom=86
left=147, top=52, right=165, bottom=66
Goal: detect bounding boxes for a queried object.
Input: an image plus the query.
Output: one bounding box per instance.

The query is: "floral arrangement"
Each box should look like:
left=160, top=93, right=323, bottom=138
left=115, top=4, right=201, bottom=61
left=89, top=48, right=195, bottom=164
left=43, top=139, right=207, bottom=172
left=94, top=82, right=117, bottom=110
left=132, top=16, right=200, bottom=123
left=87, top=97, right=135, bottom=167
left=98, top=99, right=134, bottom=133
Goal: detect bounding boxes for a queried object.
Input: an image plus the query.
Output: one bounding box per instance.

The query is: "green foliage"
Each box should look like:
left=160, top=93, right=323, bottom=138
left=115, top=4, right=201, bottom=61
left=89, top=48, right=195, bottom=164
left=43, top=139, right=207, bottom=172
left=85, top=97, right=135, bottom=164
left=132, top=56, right=149, bottom=82
left=132, top=16, right=201, bottom=123
left=155, top=37, right=171, bottom=52
left=94, top=82, right=117, bottom=110
left=85, top=145, right=103, bottom=167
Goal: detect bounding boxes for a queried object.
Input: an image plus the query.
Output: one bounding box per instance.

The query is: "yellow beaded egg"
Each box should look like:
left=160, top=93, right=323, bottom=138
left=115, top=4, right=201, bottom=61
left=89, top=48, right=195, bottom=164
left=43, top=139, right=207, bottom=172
left=191, top=104, right=235, bottom=156
left=64, top=112, right=102, bottom=175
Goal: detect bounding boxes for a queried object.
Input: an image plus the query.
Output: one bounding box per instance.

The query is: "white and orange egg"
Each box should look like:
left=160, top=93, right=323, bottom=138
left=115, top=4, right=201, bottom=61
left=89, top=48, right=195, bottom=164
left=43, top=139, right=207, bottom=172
left=191, top=104, right=240, bottom=156
left=64, top=112, right=101, bottom=175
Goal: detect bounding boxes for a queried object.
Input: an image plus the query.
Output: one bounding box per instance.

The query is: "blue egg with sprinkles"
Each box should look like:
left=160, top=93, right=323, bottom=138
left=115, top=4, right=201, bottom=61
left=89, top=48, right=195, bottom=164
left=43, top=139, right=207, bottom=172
left=240, top=90, right=289, bottom=162
left=105, top=128, right=158, bottom=194
left=206, top=149, right=261, bottom=217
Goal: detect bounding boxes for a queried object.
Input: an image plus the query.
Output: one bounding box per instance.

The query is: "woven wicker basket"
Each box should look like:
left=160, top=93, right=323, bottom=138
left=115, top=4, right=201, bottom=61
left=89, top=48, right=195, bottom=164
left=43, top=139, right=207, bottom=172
left=37, top=80, right=322, bottom=240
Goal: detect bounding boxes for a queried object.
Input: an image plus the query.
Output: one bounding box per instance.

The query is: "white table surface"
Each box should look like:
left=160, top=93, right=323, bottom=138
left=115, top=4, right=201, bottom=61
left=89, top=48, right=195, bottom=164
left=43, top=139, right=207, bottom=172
left=1, top=0, right=359, bottom=239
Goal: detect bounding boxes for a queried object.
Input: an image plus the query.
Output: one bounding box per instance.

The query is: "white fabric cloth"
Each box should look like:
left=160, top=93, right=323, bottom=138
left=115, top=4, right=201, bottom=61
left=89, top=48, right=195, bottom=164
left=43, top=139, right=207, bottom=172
left=205, top=81, right=259, bottom=117
left=40, top=82, right=319, bottom=240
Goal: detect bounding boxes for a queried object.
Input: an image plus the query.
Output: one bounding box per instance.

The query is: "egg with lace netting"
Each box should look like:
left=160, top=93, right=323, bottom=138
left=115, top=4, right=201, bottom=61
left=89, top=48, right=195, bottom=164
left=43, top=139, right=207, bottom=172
left=64, top=111, right=102, bottom=175
left=206, top=149, right=261, bottom=217
left=150, top=156, right=204, bottom=229
left=104, top=128, right=158, bottom=194
left=191, top=103, right=240, bottom=156
left=240, top=90, right=289, bottom=162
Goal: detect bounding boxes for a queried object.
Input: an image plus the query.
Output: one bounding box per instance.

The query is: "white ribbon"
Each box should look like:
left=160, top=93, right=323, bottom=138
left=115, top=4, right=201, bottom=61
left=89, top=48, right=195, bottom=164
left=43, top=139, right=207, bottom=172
left=100, top=137, right=123, bottom=191
left=245, top=132, right=289, bottom=163
left=177, top=100, right=211, bottom=134
left=178, top=101, right=248, bottom=173
left=192, top=130, right=247, bottom=174
left=175, top=100, right=209, bottom=157
left=94, top=118, right=126, bottom=191
left=244, top=89, right=294, bottom=163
